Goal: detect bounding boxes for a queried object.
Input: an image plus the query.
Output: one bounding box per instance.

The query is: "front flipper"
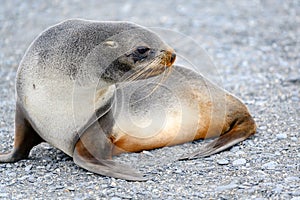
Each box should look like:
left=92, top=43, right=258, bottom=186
left=179, top=115, right=256, bottom=160
left=0, top=104, right=44, bottom=163
left=73, top=114, right=147, bottom=181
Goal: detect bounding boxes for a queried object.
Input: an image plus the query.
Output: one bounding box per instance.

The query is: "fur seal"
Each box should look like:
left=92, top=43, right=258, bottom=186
left=0, top=19, right=176, bottom=181
left=111, top=65, right=256, bottom=159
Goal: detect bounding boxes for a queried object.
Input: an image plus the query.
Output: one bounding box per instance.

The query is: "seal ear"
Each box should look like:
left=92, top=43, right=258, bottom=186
left=103, top=40, right=118, bottom=48
left=73, top=114, right=147, bottom=181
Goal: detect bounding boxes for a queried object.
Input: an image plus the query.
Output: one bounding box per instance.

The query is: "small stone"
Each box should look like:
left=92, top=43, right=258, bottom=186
left=142, top=150, right=154, bottom=157
left=291, top=137, right=298, bottom=142
left=230, top=146, right=240, bottom=152
left=275, top=151, right=281, bottom=156
left=0, top=193, right=9, bottom=198
left=262, top=161, right=277, bottom=170
left=111, top=197, right=121, bottom=200
left=8, top=172, right=16, bottom=177
left=259, top=126, right=267, bottom=131
left=232, top=158, right=247, bottom=166
left=285, top=176, right=300, bottom=182
left=235, top=150, right=245, bottom=155
left=47, top=181, right=54, bottom=185
left=291, top=197, right=300, bottom=200
left=18, top=175, right=29, bottom=181
left=272, top=185, right=283, bottom=193
left=175, top=169, right=183, bottom=174
left=55, top=185, right=64, bottom=190
left=292, top=190, right=300, bottom=196
left=215, top=182, right=238, bottom=192
left=5, top=164, right=12, bottom=168
left=276, top=133, right=287, bottom=139
left=110, top=181, right=117, bottom=187
left=46, top=164, right=52, bottom=170
left=116, top=192, right=132, bottom=199
left=66, top=187, right=75, bottom=191
left=217, top=159, right=229, bottom=165
left=25, top=164, right=32, bottom=171
left=28, top=176, right=35, bottom=183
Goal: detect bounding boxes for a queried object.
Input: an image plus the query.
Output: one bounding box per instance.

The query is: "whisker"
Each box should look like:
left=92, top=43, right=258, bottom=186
left=131, top=65, right=172, bottom=105
left=123, top=58, right=156, bottom=82
left=118, top=54, right=163, bottom=90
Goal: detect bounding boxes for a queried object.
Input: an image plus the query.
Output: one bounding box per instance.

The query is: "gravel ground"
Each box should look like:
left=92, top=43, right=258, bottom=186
left=0, top=0, right=299, bottom=199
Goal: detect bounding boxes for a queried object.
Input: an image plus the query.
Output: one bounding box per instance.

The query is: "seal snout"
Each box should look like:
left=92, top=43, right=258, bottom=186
left=170, top=52, right=176, bottom=64
left=161, top=49, right=176, bottom=67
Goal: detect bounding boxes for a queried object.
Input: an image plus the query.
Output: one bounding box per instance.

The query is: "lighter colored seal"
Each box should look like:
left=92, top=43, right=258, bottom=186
left=0, top=19, right=175, bottom=181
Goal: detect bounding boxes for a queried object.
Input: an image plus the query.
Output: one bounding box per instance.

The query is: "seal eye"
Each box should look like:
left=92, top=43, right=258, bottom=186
left=136, top=46, right=150, bottom=54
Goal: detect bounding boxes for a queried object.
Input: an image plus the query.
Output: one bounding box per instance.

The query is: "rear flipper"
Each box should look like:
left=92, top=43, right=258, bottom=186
left=73, top=115, right=147, bottom=181
left=179, top=115, right=256, bottom=160
left=0, top=104, right=44, bottom=163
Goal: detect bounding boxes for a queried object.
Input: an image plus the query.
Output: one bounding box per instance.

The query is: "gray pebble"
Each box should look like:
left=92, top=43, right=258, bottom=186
left=5, top=164, right=12, bottom=168
left=230, top=146, right=240, bottom=152
left=0, top=193, right=9, bottom=198
left=272, top=184, right=283, bottom=194
left=276, top=133, right=287, bottom=139
left=217, top=159, right=229, bottom=165
left=110, top=197, right=121, bottom=200
left=215, top=182, right=238, bottom=192
left=285, top=176, right=300, bottom=182
left=292, top=190, right=300, bottom=196
left=232, top=158, right=247, bottom=166
left=7, top=172, right=16, bottom=177
left=142, top=150, right=154, bottom=157
left=262, top=161, right=278, bottom=170
left=291, top=197, right=300, bottom=200
left=66, top=187, right=75, bottom=191
left=291, top=137, right=298, bottom=142
left=27, top=176, right=35, bottom=183
left=18, top=175, right=29, bottom=181
left=25, top=164, right=32, bottom=172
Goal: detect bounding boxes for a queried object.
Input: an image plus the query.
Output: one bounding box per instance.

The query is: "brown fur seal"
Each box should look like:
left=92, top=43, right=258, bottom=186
left=111, top=65, right=256, bottom=159
left=0, top=19, right=176, bottom=181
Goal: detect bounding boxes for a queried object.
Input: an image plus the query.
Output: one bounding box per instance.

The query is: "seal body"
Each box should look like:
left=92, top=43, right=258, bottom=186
left=111, top=65, right=256, bottom=157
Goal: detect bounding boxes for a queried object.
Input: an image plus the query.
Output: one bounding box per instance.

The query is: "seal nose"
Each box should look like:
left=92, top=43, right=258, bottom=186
left=162, top=49, right=176, bottom=67
left=170, top=53, right=176, bottom=64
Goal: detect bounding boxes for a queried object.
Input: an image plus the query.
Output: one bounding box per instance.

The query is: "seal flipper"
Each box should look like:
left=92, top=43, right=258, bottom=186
left=179, top=115, right=256, bottom=160
left=0, top=104, right=44, bottom=163
left=73, top=118, right=147, bottom=181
